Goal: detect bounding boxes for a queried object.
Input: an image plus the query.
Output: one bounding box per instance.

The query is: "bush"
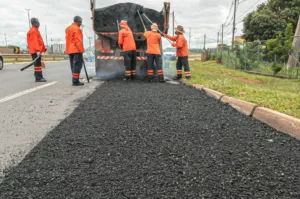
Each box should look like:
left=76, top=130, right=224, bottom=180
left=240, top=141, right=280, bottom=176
left=270, top=62, right=282, bottom=74
left=215, top=53, right=221, bottom=63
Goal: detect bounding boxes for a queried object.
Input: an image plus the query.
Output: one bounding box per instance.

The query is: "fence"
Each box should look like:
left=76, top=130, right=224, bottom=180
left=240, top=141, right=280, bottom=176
left=2, top=54, right=65, bottom=62
left=218, top=37, right=300, bottom=79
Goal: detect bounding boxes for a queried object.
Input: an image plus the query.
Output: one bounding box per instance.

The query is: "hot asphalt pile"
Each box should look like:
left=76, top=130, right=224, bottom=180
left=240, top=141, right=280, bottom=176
left=1, top=81, right=300, bottom=198
left=94, top=3, right=164, bottom=32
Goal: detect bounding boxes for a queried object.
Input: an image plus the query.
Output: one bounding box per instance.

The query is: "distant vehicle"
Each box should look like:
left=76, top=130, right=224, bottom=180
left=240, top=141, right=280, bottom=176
left=163, top=48, right=176, bottom=61
left=83, top=51, right=95, bottom=62
left=0, top=54, right=3, bottom=70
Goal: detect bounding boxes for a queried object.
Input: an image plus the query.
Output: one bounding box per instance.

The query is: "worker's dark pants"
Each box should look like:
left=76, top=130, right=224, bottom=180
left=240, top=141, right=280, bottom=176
left=69, top=53, right=83, bottom=83
left=176, top=56, right=191, bottom=79
left=123, top=50, right=136, bottom=79
left=31, top=53, right=43, bottom=80
left=147, top=54, right=164, bottom=81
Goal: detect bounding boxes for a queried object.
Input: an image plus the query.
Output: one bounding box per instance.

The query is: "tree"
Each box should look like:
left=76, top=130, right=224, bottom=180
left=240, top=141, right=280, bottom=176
left=265, top=23, right=293, bottom=74
left=242, top=0, right=300, bottom=41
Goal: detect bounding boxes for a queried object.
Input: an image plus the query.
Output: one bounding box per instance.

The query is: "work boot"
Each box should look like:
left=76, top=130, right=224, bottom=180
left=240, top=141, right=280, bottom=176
left=186, top=77, right=191, bottom=81
left=148, top=76, right=153, bottom=82
left=159, top=75, right=165, bottom=83
left=173, top=76, right=182, bottom=80
left=35, top=78, right=47, bottom=82
left=73, top=81, right=84, bottom=86
left=131, top=75, right=136, bottom=80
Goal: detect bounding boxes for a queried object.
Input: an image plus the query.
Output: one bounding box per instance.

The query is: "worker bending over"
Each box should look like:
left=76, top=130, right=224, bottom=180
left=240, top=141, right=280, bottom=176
left=118, top=20, right=137, bottom=80
left=144, top=23, right=165, bottom=83
left=164, top=25, right=191, bottom=80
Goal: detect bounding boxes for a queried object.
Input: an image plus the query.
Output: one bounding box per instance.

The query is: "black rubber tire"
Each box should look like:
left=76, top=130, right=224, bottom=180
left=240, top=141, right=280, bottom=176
left=0, top=56, right=3, bottom=70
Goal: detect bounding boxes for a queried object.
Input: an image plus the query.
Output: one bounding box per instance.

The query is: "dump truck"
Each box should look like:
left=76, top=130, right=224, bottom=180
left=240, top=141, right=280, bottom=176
left=90, top=0, right=171, bottom=80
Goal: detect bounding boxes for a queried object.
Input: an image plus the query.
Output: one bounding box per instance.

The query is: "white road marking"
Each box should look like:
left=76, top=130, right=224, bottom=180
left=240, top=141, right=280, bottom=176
left=0, top=81, right=57, bottom=104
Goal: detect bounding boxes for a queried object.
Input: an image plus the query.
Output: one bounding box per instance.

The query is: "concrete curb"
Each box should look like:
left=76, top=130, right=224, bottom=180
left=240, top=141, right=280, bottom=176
left=189, top=83, right=300, bottom=139
left=253, top=107, right=300, bottom=138
left=202, top=87, right=225, bottom=100
left=221, top=96, right=258, bottom=117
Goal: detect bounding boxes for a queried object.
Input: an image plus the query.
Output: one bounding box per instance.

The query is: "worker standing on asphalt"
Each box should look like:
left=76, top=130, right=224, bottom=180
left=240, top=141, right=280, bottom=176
left=164, top=25, right=191, bottom=80
left=65, top=16, right=85, bottom=86
left=27, top=18, right=47, bottom=82
left=144, top=23, right=165, bottom=83
left=118, top=20, right=137, bottom=80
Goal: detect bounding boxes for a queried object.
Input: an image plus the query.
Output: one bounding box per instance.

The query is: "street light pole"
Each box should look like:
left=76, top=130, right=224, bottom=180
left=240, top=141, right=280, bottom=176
left=25, top=9, right=31, bottom=29
left=4, top=34, right=7, bottom=47
left=45, top=25, right=49, bottom=50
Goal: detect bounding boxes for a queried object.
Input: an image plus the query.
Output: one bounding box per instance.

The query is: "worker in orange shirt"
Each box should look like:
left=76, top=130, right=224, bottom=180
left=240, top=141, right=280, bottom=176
left=27, top=18, right=47, bottom=82
left=144, top=23, right=165, bottom=83
left=164, top=25, right=191, bottom=80
left=118, top=20, right=137, bottom=80
left=65, top=16, right=85, bottom=86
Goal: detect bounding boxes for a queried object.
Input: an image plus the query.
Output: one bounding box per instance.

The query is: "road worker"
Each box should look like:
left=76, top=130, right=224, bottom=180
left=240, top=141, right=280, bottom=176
left=27, top=18, right=47, bottom=82
left=65, top=16, right=85, bottom=86
left=144, top=23, right=165, bottom=83
left=164, top=25, right=191, bottom=80
left=118, top=20, right=137, bottom=80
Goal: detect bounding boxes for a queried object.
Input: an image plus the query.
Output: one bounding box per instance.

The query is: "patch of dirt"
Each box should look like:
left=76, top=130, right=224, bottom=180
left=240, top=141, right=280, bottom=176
left=231, top=76, right=263, bottom=84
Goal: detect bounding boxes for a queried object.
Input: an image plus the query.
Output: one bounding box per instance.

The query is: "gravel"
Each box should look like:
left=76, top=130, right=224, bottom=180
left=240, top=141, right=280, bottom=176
left=1, top=80, right=300, bottom=198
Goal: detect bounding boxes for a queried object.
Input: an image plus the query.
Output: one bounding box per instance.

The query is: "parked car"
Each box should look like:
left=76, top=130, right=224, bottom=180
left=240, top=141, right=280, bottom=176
left=0, top=54, right=3, bottom=70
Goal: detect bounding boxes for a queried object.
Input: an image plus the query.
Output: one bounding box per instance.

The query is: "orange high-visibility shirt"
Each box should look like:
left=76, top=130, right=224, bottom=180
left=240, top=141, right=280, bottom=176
left=27, top=27, right=46, bottom=55
left=165, top=34, right=189, bottom=57
left=65, top=23, right=84, bottom=54
left=144, top=31, right=161, bottom=55
left=118, top=27, right=136, bottom=52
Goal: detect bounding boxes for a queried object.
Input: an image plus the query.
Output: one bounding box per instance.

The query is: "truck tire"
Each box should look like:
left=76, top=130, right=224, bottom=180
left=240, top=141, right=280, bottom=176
left=0, top=56, right=3, bottom=70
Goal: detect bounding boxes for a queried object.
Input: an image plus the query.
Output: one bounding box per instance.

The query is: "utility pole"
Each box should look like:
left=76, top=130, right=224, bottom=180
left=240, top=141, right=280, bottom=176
left=204, top=34, right=206, bottom=50
left=45, top=25, right=49, bottom=51
left=4, top=34, right=7, bottom=47
left=221, top=24, right=224, bottom=45
left=25, top=9, right=31, bottom=29
left=189, top=28, right=191, bottom=48
left=232, top=0, right=237, bottom=46
left=172, top=11, right=175, bottom=36
left=217, top=32, right=219, bottom=45
left=287, top=16, right=300, bottom=71
left=88, top=36, right=92, bottom=51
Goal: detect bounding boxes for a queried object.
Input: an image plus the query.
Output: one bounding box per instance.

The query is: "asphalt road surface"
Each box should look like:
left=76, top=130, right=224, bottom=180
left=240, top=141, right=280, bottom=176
left=0, top=61, right=101, bottom=180
left=1, top=80, right=300, bottom=198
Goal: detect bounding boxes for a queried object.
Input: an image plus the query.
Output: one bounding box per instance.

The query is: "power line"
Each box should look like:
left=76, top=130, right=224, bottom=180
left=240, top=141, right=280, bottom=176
left=224, top=0, right=234, bottom=25
left=236, top=0, right=263, bottom=21
left=239, top=0, right=247, bottom=4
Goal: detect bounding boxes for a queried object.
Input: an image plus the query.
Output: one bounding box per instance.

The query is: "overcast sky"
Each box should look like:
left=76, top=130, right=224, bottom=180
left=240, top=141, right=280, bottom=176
left=0, top=0, right=266, bottom=50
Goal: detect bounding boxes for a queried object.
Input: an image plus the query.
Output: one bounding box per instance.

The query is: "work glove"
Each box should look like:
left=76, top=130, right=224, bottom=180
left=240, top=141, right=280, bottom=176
left=36, top=51, right=41, bottom=56
left=172, top=43, right=176, bottom=47
left=144, top=28, right=147, bottom=32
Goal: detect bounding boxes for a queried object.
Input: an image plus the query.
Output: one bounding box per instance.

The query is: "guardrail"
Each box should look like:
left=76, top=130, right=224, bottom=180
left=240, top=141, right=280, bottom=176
left=2, top=54, right=65, bottom=61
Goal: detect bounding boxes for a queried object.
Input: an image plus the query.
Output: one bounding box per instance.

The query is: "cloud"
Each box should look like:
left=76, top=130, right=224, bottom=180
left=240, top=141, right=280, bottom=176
left=0, top=0, right=262, bottom=49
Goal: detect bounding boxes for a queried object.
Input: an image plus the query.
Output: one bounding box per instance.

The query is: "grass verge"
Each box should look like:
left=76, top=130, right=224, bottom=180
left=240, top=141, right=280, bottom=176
left=187, top=60, right=300, bottom=119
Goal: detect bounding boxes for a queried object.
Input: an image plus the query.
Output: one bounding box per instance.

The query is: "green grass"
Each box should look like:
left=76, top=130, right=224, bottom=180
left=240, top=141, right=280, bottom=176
left=187, top=60, right=300, bottom=119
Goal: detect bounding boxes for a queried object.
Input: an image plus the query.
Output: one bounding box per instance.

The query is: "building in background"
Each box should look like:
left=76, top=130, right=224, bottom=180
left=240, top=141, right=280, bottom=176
left=235, top=36, right=245, bottom=44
